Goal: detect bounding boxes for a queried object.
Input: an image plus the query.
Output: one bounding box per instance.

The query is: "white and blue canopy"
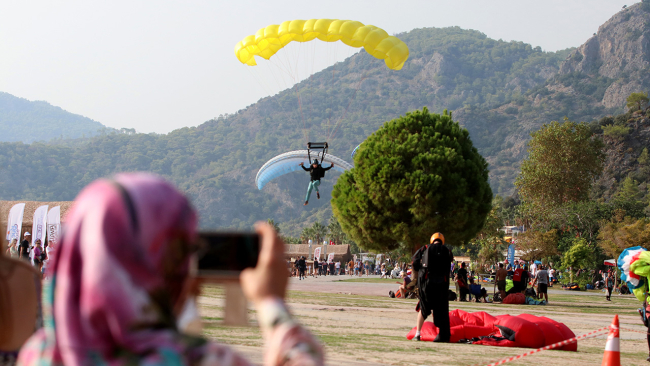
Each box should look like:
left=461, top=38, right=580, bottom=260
left=255, top=150, right=353, bottom=190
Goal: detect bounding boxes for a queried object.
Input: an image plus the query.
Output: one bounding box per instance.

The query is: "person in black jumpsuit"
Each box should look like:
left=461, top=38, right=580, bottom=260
left=299, top=159, right=333, bottom=205
left=412, top=232, right=454, bottom=342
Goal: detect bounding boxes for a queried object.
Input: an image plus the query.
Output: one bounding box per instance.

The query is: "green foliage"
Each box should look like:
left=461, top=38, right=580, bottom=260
left=518, top=229, right=559, bottom=260
left=267, top=219, right=280, bottom=234
left=638, top=148, right=649, bottom=165
left=612, top=176, right=646, bottom=219
left=562, top=237, right=596, bottom=281
left=626, top=91, right=649, bottom=111
left=598, top=217, right=650, bottom=258
left=516, top=118, right=605, bottom=224
left=331, top=107, right=492, bottom=253
left=602, top=124, right=630, bottom=140
left=300, top=222, right=328, bottom=244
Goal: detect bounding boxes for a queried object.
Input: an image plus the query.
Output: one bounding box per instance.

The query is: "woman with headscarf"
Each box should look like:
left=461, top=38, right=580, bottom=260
left=17, top=173, right=323, bottom=366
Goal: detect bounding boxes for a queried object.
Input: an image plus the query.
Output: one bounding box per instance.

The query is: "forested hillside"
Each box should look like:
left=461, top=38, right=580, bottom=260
left=1, top=4, right=649, bottom=236
left=0, top=92, right=109, bottom=143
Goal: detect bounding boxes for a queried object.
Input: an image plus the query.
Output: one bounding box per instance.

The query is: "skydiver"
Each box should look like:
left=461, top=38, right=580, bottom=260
left=412, top=233, right=454, bottom=342
left=299, top=159, right=334, bottom=206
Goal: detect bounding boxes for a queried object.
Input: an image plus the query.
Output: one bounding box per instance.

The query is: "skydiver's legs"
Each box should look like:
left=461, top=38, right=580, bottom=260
left=304, top=180, right=321, bottom=204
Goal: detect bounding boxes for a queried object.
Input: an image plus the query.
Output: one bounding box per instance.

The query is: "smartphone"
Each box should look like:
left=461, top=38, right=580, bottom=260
left=195, top=232, right=260, bottom=279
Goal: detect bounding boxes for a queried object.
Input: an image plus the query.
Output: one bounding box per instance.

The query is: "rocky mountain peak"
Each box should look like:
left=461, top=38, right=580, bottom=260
left=557, top=2, right=650, bottom=108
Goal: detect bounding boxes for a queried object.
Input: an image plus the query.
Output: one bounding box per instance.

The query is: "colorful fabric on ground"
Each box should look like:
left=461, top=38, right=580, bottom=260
left=618, top=246, right=648, bottom=301
left=17, top=173, right=323, bottom=366
left=405, top=310, right=576, bottom=351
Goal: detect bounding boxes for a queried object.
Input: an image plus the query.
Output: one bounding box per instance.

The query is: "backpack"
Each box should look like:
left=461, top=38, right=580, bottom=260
left=420, top=243, right=451, bottom=280
left=513, top=268, right=523, bottom=282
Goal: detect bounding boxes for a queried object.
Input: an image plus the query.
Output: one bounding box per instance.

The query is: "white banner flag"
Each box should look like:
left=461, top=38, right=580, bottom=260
left=6, top=203, right=25, bottom=241
left=32, top=205, right=48, bottom=248
left=313, top=247, right=321, bottom=260
left=47, top=206, right=61, bottom=245
left=327, top=253, right=334, bottom=263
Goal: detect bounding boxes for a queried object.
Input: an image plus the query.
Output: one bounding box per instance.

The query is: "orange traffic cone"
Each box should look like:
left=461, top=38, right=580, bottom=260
left=602, top=314, right=620, bottom=366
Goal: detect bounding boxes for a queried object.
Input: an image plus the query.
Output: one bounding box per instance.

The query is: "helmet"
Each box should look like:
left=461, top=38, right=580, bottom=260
left=430, top=232, right=445, bottom=244
left=312, top=159, right=319, bottom=165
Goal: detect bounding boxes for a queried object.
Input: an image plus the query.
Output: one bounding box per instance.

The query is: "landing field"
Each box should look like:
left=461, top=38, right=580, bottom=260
left=199, top=275, right=647, bottom=365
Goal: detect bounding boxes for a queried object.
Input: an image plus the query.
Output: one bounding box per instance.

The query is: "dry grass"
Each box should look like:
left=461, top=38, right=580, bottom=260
left=198, top=284, right=648, bottom=365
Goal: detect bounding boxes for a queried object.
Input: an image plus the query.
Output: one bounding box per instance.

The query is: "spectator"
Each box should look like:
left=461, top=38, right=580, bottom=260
left=0, top=235, right=41, bottom=366
left=548, top=266, right=556, bottom=286
left=495, top=263, right=507, bottom=301
left=313, top=258, right=319, bottom=278
left=298, top=256, right=306, bottom=280
left=534, top=265, right=549, bottom=303
left=348, top=259, right=354, bottom=276
left=605, top=271, right=614, bottom=301
left=6, top=239, right=18, bottom=258
left=32, top=239, right=43, bottom=271
left=456, top=262, right=469, bottom=301
left=380, top=262, right=387, bottom=279
left=512, top=265, right=527, bottom=293
left=41, top=239, right=54, bottom=279
left=335, top=261, right=340, bottom=275
left=397, top=271, right=412, bottom=298
left=468, top=277, right=488, bottom=303
left=452, top=261, right=460, bottom=297
left=17, top=173, right=324, bottom=366
left=19, top=233, right=31, bottom=262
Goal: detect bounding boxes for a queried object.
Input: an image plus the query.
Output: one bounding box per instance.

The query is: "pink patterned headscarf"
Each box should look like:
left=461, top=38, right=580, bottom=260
left=17, top=173, right=214, bottom=366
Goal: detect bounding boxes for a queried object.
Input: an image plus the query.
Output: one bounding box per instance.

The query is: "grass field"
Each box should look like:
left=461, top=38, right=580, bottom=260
left=198, top=281, right=648, bottom=365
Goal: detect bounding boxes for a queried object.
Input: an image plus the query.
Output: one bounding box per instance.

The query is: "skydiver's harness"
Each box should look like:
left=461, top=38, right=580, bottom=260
left=414, top=244, right=449, bottom=284
left=307, top=142, right=328, bottom=181
left=307, top=142, right=328, bottom=166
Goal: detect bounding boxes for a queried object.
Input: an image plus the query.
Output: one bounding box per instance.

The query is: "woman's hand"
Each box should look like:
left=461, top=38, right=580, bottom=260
left=240, top=222, right=288, bottom=305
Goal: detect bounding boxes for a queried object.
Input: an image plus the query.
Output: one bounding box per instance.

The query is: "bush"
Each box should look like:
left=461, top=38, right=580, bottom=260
left=602, top=124, right=630, bottom=140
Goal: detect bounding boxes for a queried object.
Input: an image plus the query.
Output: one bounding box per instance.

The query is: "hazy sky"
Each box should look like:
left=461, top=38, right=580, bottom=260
left=0, top=1, right=636, bottom=134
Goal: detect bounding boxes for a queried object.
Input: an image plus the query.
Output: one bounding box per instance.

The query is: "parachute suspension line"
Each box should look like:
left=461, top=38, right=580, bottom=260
left=329, top=74, right=365, bottom=141
left=306, top=41, right=317, bottom=139
left=244, top=66, right=273, bottom=100
left=328, top=41, right=339, bottom=138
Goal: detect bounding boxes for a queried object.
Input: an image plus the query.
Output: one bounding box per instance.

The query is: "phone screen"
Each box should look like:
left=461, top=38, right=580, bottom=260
left=196, top=232, right=260, bottom=277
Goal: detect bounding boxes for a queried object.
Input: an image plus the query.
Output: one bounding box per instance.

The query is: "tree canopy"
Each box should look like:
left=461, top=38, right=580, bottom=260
left=626, top=92, right=649, bottom=111
left=331, top=107, right=492, bottom=253
left=515, top=118, right=605, bottom=224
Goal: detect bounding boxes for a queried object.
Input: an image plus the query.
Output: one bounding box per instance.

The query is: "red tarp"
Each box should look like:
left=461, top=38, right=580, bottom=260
left=405, top=310, right=577, bottom=351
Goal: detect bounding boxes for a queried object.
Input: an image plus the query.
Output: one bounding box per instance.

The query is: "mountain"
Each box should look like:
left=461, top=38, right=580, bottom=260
left=0, top=92, right=109, bottom=143
left=479, top=2, right=650, bottom=193
left=1, top=4, right=649, bottom=236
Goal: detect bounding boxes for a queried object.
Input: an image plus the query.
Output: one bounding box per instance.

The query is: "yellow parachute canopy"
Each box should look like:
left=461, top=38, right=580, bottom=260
left=234, top=19, right=409, bottom=70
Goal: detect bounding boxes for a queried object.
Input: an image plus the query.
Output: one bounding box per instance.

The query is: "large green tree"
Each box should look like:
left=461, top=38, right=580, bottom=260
left=331, top=107, right=492, bottom=253
left=515, top=118, right=604, bottom=225
left=626, top=92, right=649, bottom=111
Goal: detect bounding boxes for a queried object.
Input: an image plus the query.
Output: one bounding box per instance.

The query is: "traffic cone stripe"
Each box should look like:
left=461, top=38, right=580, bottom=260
left=602, top=315, right=620, bottom=366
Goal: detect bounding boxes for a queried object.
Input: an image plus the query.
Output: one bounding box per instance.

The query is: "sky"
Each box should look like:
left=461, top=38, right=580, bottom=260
left=0, top=0, right=637, bottom=134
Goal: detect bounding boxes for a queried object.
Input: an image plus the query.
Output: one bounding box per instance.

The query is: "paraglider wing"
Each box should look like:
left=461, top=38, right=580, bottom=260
left=255, top=150, right=353, bottom=190
left=618, top=246, right=648, bottom=301
left=235, top=19, right=409, bottom=70
left=351, top=144, right=361, bottom=159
